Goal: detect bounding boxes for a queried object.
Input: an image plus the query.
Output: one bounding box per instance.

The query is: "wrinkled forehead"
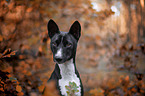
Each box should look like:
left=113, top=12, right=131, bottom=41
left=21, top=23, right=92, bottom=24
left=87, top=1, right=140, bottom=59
left=51, top=31, right=76, bottom=43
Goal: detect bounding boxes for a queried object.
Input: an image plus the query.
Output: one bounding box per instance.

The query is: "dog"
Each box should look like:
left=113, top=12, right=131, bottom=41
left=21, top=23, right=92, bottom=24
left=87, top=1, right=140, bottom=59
left=47, top=19, right=83, bottom=96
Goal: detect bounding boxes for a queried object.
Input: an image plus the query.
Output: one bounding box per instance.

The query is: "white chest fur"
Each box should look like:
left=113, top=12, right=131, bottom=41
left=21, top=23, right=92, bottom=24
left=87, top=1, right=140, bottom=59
left=58, top=59, right=81, bottom=96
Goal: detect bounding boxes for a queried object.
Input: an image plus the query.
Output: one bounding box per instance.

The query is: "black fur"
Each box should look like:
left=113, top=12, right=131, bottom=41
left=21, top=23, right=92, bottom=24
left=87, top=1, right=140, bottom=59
left=47, top=19, right=83, bottom=96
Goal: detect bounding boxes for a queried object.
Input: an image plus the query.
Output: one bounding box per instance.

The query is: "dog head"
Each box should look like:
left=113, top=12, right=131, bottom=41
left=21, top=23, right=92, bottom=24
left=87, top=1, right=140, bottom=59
left=47, top=19, right=81, bottom=64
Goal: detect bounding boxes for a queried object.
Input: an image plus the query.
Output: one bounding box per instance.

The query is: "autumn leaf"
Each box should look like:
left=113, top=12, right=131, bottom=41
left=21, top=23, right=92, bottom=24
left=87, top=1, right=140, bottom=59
left=0, top=48, right=17, bottom=59
left=0, top=35, right=3, bottom=42
left=65, top=82, right=79, bottom=96
left=43, top=80, right=59, bottom=96
left=0, top=0, right=145, bottom=96
left=26, top=7, right=33, bottom=13
left=16, top=85, right=22, bottom=92
left=89, top=88, right=104, bottom=96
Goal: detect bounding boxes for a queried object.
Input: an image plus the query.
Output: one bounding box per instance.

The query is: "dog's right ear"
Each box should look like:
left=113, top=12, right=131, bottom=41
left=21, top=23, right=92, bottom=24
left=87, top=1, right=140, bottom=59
left=47, top=19, right=60, bottom=38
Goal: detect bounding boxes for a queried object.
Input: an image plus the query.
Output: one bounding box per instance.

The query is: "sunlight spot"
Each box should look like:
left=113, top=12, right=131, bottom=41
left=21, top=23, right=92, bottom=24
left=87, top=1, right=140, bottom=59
left=91, top=2, right=101, bottom=12
left=111, top=6, right=120, bottom=16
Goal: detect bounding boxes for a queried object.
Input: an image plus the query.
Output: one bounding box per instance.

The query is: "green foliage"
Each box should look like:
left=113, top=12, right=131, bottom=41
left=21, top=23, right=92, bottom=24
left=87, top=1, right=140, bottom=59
left=65, top=82, right=79, bottom=96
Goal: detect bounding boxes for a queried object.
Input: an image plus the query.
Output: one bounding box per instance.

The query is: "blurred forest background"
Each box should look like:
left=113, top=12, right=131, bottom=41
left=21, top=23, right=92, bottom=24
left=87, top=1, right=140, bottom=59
left=0, top=0, right=145, bottom=96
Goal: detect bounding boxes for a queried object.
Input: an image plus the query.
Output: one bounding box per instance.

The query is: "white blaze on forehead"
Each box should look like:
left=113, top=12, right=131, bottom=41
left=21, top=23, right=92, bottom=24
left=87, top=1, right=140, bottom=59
left=55, top=48, right=62, bottom=58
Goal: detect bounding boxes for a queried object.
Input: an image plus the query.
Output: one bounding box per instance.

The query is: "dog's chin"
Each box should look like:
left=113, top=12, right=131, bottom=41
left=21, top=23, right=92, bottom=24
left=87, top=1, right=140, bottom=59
left=54, top=59, right=66, bottom=64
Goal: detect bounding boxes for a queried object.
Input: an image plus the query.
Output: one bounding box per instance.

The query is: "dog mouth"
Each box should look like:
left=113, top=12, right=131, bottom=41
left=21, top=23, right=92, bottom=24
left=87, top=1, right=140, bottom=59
left=54, top=58, right=65, bottom=64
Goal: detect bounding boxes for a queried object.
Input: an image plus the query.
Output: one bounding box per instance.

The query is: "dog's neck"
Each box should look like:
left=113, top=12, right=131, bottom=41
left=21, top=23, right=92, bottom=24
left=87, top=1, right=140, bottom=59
left=57, top=58, right=76, bottom=79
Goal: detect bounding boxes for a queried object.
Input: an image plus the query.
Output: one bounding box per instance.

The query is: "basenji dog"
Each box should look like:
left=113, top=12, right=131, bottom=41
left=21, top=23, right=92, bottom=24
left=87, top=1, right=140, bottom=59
left=47, top=19, right=83, bottom=96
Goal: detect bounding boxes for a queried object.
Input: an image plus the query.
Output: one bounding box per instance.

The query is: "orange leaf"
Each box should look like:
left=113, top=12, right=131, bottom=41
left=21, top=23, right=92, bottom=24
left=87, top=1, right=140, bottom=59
left=131, top=88, right=136, bottom=92
left=16, top=85, right=22, bottom=92
left=26, top=7, right=33, bottom=13
left=0, top=35, right=3, bottom=42
left=125, top=76, right=129, bottom=81
left=38, top=84, right=45, bottom=93
left=17, top=92, right=24, bottom=96
left=3, top=48, right=11, bottom=55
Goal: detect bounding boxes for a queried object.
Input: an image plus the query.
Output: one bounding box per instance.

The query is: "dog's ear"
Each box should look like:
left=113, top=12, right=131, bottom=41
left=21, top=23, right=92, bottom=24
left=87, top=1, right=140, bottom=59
left=69, top=21, right=81, bottom=40
left=47, top=19, right=60, bottom=38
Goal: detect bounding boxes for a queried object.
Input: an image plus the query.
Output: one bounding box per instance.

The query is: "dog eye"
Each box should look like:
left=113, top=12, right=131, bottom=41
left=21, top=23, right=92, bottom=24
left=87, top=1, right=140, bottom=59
left=52, top=43, right=57, bottom=47
left=66, top=43, right=71, bottom=47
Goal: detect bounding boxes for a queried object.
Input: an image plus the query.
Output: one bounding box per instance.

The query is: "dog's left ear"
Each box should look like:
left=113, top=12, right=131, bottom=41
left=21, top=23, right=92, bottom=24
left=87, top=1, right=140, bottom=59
left=69, top=21, right=81, bottom=41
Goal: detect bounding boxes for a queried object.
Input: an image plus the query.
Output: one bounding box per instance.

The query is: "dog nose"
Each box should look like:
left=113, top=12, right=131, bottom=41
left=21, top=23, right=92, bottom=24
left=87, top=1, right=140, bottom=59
left=55, top=57, right=63, bottom=62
